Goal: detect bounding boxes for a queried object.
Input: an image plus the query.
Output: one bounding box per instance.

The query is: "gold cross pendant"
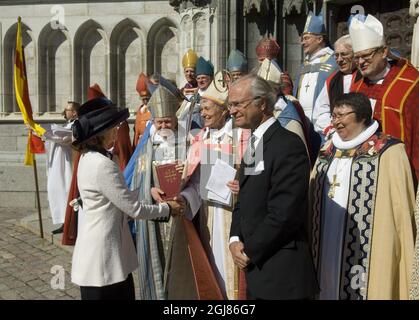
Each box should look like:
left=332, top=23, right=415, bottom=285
left=328, top=174, right=341, bottom=199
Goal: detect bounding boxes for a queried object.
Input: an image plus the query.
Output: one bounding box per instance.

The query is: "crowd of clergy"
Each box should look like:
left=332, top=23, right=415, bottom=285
left=43, top=12, right=419, bottom=300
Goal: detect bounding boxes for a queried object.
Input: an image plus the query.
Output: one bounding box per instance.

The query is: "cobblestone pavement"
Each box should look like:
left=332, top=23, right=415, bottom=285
left=0, top=208, right=79, bottom=300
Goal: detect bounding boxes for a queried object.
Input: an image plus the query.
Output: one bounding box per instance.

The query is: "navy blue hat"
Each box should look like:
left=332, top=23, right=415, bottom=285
left=72, top=98, right=129, bottom=146
left=77, top=97, right=112, bottom=116
left=303, top=11, right=327, bottom=35
left=196, top=57, right=214, bottom=76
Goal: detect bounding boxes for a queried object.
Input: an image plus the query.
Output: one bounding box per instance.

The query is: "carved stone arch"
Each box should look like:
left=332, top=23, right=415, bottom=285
left=38, top=23, right=71, bottom=113
left=147, top=17, right=178, bottom=82
left=74, top=19, right=107, bottom=103
left=3, top=22, right=35, bottom=114
left=110, top=18, right=145, bottom=111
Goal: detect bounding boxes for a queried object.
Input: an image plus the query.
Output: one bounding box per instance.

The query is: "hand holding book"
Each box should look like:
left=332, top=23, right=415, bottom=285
left=154, top=163, right=182, bottom=201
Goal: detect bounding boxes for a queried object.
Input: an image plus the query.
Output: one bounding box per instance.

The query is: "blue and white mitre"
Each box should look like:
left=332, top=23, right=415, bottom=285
left=303, top=11, right=326, bottom=35
left=227, top=49, right=248, bottom=73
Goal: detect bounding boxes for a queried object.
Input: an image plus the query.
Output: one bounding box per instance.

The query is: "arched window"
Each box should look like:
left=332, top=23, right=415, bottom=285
left=74, top=20, right=107, bottom=103
left=147, top=18, right=179, bottom=83
left=110, top=18, right=145, bottom=111
left=38, top=23, right=71, bottom=113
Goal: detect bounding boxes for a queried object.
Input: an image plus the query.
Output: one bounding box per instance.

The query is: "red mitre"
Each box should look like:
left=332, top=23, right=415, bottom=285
left=256, top=38, right=280, bottom=61
left=136, top=73, right=150, bottom=98
left=87, top=83, right=106, bottom=100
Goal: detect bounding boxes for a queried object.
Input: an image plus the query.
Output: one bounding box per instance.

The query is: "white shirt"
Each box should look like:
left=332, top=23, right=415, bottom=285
left=299, top=47, right=334, bottom=120
left=313, top=73, right=353, bottom=135
left=229, top=117, right=276, bottom=244
left=252, top=116, right=276, bottom=149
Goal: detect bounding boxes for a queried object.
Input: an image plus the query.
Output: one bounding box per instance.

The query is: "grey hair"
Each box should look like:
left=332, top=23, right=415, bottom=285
left=231, top=73, right=277, bottom=112
left=334, top=34, right=352, bottom=50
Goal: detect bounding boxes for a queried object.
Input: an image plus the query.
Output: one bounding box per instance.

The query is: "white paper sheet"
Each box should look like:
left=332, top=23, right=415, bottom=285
left=207, top=189, right=232, bottom=206
left=205, top=158, right=237, bottom=202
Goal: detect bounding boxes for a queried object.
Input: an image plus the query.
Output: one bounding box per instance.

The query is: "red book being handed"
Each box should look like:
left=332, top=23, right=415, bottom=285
left=154, top=163, right=182, bottom=200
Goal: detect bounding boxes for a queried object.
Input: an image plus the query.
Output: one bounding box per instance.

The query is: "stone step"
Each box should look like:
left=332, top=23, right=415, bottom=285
left=0, top=154, right=48, bottom=208
left=0, top=151, right=47, bottom=163
left=17, top=213, right=74, bottom=255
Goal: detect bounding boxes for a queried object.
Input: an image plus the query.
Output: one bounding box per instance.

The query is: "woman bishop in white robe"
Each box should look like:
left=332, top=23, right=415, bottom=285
left=309, top=92, right=416, bottom=300
left=178, top=71, right=249, bottom=299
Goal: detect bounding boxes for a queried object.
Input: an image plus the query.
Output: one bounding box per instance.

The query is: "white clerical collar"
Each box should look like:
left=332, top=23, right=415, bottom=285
left=198, top=88, right=207, bottom=96
left=368, top=63, right=391, bottom=83
left=332, top=120, right=379, bottom=150
left=307, top=47, right=333, bottom=62
left=253, top=117, right=276, bottom=140
left=204, top=118, right=233, bottom=141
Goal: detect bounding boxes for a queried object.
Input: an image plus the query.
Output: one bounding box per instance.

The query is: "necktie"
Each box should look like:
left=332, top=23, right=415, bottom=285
left=243, top=134, right=256, bottom=167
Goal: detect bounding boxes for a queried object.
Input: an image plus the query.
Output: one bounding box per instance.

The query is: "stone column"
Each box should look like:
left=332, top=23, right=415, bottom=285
left=170, top=0, right=220, bottom=79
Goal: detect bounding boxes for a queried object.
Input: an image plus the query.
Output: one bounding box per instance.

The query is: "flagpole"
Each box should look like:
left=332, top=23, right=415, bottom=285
left=32, top=156, right=44, bottom=238
left=14, top=16, right=46, bottom=239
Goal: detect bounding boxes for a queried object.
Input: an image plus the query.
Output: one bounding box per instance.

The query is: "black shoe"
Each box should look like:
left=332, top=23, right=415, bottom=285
left=51, top=225, right=64, bottom=234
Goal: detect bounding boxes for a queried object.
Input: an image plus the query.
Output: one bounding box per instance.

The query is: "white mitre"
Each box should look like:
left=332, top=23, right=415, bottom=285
left=349, top=14, right=385, bottom=53
left=257, top=58, right=282, bottom=84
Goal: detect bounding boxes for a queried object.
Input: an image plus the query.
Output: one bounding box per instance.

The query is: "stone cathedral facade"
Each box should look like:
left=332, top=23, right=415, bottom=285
left=0, top=0, right=414, bottom=209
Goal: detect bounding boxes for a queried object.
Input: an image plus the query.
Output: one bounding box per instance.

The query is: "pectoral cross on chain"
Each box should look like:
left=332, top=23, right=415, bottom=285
left=328, top=174, right=340, bottom=199
left=214, top=137, right=222, bottom=152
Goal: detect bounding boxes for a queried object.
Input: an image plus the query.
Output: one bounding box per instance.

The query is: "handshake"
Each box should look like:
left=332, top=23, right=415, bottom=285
left=166, top=197, right=187, bottom=217
left=151, top=186, right=187, bottom=218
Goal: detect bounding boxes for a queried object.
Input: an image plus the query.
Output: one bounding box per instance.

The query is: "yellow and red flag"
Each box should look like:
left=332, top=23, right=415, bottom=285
left=14, top=17, right=46, bottom=165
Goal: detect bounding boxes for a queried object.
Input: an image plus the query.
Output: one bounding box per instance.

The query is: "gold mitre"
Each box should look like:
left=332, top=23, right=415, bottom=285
left=257, top=58, right=282, bottom=84
left=201, top=71, right=228, bottom=107
left=182, top=49, right=198, bottom=70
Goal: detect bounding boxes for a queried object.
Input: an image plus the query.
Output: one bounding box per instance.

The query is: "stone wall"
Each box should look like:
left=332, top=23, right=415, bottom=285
left=0, top=1, right=180, bottom=118
left=0, top=0, right=226, bottom=210
left=0, top=123, right=48, bottom=209
left=0, top=121, right=136, bottom=211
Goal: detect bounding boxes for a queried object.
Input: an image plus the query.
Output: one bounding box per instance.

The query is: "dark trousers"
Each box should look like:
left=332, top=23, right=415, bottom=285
left=246, top=287, right=314, bottom=300
left=80, top=273, right=135, bottom=300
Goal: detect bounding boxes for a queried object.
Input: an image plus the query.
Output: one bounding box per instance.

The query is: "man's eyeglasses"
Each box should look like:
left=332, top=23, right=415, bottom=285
left=330, top=111, right=355, bottom=121
left=227, top=96, right=260, bottom=111
left=354, top=47, right=382, bottom=63
left=333, top=52, right=353, bottom=60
